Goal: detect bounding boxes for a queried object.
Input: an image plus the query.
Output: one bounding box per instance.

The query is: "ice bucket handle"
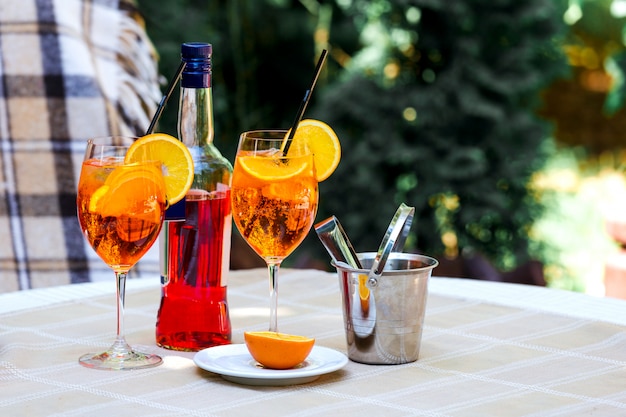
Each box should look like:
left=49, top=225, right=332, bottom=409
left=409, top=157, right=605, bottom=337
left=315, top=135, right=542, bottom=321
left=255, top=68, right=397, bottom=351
left=367, top=203, right=415, bottom=288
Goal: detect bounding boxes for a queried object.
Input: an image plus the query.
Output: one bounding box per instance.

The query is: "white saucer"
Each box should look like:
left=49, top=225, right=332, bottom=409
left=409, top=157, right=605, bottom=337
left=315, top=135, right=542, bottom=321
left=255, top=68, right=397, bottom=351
left=193, top=344, right=348, bottom=386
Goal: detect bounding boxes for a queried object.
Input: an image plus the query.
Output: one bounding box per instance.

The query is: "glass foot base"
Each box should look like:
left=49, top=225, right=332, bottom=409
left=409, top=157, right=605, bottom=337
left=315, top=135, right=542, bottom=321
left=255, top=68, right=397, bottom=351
left=79, top=350, right=162, bottom=370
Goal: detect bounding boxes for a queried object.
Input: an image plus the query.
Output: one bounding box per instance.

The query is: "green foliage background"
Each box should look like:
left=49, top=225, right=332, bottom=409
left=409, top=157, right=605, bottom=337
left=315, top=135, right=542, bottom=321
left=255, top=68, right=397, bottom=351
left=312, top=0, right=569, bottom=271
left=137, top=0, right=574, bottom=276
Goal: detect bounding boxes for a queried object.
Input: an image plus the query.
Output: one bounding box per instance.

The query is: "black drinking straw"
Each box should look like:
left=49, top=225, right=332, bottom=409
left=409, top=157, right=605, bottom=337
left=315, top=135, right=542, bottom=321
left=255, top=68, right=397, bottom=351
left=282, top=49, right=328, bottom=155
left=145, top=61, right=187, bottom=136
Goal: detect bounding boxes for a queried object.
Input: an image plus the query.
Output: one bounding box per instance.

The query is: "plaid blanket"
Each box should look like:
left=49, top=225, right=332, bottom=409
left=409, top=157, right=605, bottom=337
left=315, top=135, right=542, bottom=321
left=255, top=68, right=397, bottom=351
left=0, top=0, right=161, bottom=291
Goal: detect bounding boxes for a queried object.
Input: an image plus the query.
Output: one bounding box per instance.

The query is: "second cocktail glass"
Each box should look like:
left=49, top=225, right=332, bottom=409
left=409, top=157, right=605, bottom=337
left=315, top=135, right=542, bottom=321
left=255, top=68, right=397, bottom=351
left=231, top=130, right=319, bottom=332
left=76, top=136, right=166, bottom=370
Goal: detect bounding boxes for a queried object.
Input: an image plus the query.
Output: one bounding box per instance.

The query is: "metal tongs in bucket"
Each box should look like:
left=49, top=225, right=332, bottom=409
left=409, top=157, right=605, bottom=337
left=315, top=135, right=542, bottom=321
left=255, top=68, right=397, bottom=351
left=314, top=203, right=415, bottom=282
left=314, top=216, right=362, bottom=269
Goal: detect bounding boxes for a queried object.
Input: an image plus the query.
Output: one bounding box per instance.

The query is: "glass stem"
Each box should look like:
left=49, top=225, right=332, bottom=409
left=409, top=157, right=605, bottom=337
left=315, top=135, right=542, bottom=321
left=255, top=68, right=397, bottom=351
left=268, top=262, right=281, bottom=333
left=112, top=271, right=132, bottom=356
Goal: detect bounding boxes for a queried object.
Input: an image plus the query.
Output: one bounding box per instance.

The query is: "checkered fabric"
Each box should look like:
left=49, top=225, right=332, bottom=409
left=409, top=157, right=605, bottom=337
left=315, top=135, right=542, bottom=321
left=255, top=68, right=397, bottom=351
left=3, top=270, right=626, bottom=416
left=0, top=0, right=161, bottom=291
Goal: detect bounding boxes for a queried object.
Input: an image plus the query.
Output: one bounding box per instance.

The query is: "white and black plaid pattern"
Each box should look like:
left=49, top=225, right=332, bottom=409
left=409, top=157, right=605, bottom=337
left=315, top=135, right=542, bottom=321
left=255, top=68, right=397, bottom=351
left=0, top=0, right=161, bottom=291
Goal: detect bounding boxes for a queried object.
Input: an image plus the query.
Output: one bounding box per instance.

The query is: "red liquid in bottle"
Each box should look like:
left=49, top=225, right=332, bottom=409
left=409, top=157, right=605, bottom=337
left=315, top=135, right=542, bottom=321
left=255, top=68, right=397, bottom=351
left=156, top=189, right=232, bottom=351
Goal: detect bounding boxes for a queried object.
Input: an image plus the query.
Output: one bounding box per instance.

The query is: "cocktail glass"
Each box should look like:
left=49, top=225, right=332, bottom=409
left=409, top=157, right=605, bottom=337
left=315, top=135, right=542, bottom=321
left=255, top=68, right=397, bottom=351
left=76, top=136, right=166, bottom=370
left=231, top=130, right=318, bottom=332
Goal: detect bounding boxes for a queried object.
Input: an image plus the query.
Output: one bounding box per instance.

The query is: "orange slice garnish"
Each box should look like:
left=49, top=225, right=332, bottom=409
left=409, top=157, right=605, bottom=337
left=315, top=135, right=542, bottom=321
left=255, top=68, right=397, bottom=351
left=125, top=133, right=194, bottom=205
left=88, top=163, right=165, bottom=223
left=237, top=154, right=309, bottom=182
left=284, top=119, right=341, bottom=182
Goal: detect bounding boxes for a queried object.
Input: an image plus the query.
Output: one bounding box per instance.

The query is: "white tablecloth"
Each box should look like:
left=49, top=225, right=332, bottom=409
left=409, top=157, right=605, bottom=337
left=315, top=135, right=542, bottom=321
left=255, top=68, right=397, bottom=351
left=2, top=269, right=626, bottom=416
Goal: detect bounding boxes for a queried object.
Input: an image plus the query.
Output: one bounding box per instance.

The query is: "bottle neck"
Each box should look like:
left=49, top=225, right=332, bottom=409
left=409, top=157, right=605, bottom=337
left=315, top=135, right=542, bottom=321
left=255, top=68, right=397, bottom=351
left=178, top=85, right=214, bottom=147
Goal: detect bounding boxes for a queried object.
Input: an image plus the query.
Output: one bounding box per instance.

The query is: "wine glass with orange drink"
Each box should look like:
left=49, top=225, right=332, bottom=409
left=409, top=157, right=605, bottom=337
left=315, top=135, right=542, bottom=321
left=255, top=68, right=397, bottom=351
left=231, top=120, right=340, bottom=334
left=76, top=134, right=193, bottom=370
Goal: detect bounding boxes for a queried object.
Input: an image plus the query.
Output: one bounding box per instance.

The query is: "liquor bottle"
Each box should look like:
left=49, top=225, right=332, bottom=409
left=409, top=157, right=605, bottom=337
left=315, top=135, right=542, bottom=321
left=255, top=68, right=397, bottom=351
left=156, top=42, right=232, bottom=351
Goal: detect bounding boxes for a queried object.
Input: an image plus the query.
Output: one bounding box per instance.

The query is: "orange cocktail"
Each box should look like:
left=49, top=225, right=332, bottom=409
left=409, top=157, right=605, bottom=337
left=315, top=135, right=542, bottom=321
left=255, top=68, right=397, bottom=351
left=232, top=150, right=318, bottom=261
left=75, top=134, right=194, bottom=370
left=77, top=158, right=166, bottom=271
left=232, top=130, right=319, bottom=332
left=231, top=121, right=340, bottom=333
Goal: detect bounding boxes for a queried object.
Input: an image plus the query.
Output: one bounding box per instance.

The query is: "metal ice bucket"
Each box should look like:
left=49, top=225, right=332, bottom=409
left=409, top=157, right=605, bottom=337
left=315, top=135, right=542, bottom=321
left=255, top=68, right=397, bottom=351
left=333, top=252, right=438, bottom=365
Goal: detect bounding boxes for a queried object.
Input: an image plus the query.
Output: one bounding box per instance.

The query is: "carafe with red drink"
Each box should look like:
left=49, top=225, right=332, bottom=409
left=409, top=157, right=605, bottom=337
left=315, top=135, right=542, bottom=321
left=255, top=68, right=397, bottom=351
left=156, top=42, right=232, bottom=351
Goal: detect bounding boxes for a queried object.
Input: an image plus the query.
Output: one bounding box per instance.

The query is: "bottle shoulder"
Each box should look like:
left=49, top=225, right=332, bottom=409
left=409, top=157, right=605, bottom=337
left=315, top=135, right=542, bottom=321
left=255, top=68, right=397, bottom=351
left=188, top=144, right=232, bottom=190
left=189, top=145, right=233, bottom=169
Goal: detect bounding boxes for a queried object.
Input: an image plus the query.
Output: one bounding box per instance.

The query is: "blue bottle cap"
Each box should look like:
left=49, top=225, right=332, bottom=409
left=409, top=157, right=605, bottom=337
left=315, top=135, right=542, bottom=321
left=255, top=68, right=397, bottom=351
left=181, top=42, right=212, bottom=59
left=181, top=42, right=211, bottom=88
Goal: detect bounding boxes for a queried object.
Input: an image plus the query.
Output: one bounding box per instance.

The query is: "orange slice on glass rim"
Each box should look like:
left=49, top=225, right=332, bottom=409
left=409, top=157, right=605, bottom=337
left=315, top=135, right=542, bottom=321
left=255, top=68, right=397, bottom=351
left=284, top=119, right=341, bottom=182
left=238, top=120, right=341, bottom=183
left=124, top=133, right=194, bottom=205
left=244, top=331, right=315, bottom=369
